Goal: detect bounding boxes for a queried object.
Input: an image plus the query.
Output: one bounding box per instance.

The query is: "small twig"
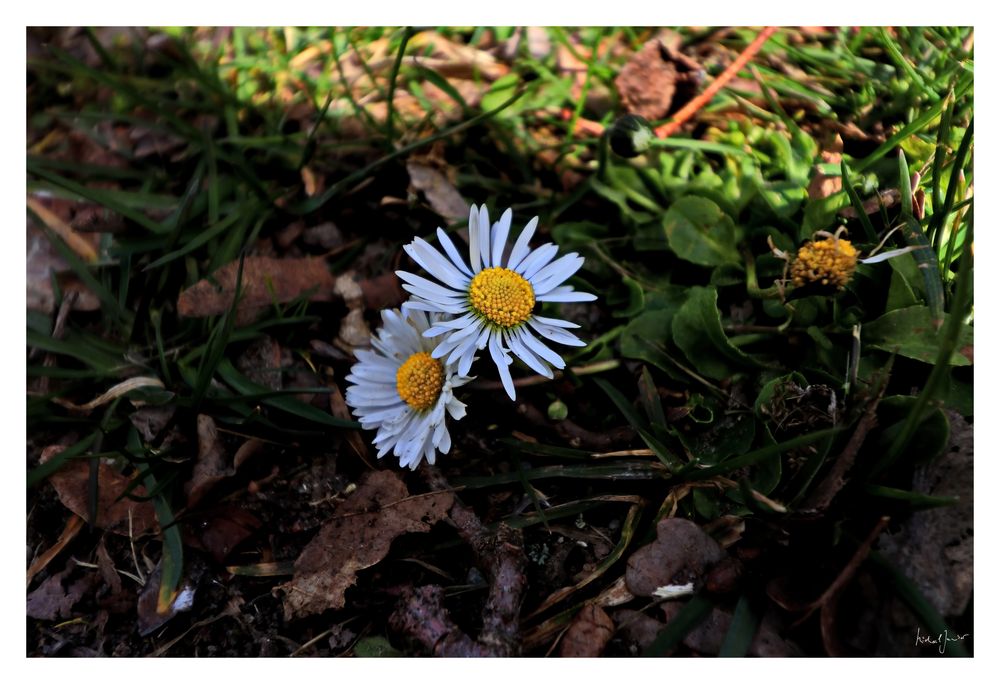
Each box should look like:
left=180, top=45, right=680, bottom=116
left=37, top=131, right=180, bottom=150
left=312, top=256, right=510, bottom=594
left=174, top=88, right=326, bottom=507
left=791, top=516, right=891, bottom=627
left=654, top=27, right=778, bottom=139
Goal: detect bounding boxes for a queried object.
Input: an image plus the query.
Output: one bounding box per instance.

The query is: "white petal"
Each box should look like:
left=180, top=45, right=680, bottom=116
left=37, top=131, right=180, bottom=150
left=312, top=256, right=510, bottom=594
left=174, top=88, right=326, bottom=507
left=519, top=329, right=567, bottom=369
left=396, top=270, right=465, bottom=300
left=507, top=329, right=553, bottom=378
left=489, top=334, right=516, bottom=400
left=536, top=289, right=598, bottom=303
left=532, top=315, right=580, bottom=329
left=425, top=312, right=479, bottom=337
left=515, top=243, right=559, bottom=280
left=507, top=216, right=539, bottom=271
left=531, top=254, right=584, bottom=294
left=859, top=245, right=922, bottom=264
left=405, top=238, right=470, bottom=290
left=436, top=228, right=474, bottom=277
left=446, top=396, right=467, bottom=420
left=457, top=341, right=478, bottom=376
left=491, top=207, right=513, bottom=267
left=403, top=299, right=468, bottom=315
left=468, top=204, right=482, bottom=274
left=478, top=205, right=491, bottom=270
left=528, top=318, right=587, bottom=346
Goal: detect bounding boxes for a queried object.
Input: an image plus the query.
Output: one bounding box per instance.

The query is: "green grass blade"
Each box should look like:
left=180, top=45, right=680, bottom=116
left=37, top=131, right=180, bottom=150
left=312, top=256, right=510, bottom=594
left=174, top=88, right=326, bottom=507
left=719, top=594, right=759, bottom=657
left=643, top=593, right=714, bottom=657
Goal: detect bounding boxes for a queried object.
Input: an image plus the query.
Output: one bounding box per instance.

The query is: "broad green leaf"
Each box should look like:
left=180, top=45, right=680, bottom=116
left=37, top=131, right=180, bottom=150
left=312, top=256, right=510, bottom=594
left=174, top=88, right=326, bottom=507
left=672, top=286, right=762, bottom=381
left=676, top=406, right=755, bottom=466
left=886, top=261, right=920, bottom=311
left=865, top=305, right=973, bottom=366
left=871, top=396, right=950, bottom=465
left=353, top=636, right=403, bottom=657
left=662, top=196, right=744, bottom=267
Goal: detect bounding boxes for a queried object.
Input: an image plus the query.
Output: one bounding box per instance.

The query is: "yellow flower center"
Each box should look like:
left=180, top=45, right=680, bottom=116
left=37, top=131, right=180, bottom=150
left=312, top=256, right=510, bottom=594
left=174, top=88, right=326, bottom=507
left=791, top=237, right=858, bottom=290
left=468, top=267, right=535, bottom=328
left=395, top=352, right=445, bottom=411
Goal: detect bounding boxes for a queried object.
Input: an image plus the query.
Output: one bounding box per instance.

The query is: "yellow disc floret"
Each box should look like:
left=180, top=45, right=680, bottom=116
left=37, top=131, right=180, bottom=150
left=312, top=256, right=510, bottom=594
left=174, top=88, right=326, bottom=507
left=791, top=236, right=858, bottom=290
left=396, top=352, right=445, bottom=411
left=468, top=267, right=535, bottom=328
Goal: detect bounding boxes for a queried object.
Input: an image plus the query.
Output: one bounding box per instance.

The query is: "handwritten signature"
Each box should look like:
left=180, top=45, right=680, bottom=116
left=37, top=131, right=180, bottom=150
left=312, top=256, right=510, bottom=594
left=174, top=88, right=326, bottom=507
left=915, top=627, right=970, bottom=654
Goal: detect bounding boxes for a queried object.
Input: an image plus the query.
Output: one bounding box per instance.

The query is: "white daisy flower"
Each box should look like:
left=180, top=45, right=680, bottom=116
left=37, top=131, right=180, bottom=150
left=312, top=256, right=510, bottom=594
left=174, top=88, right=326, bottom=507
left=397, top=204, right=597, bottom=400
left=345, top=309, right=471, bottom=470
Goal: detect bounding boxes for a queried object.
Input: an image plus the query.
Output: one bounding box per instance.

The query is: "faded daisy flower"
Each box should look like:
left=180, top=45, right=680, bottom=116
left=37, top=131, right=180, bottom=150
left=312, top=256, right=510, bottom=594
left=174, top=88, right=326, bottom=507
left=345, top=309, right=471, bottom=470
left=791, top=234, right=859, bottom=290
left=397, top=204, right=596, bottom=400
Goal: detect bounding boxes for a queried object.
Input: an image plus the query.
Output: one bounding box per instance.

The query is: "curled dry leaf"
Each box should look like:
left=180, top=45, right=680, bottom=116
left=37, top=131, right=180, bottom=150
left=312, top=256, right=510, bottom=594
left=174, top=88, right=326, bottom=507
left=27, top=222, right=100, bottom=314
left=26, top=562, right=98, bottom=621
left=625, top=517, right=725, bottom=597
left=41, top=446, right=157, bottom=536
left=280, top=470, right=453, bottom=620
left=559, top=604, right=616, bottom=657
left=406, top=160, right=469, bottom=224
left=183, top=505, right=262, bottom=564
left=236, top=335, right=283, bottom=392
left=184, top=415, right=232, bottom=509
left=177, top=256, right=336, bottom=324
left=612, top=608, right=663, bottom=654
left=615, top=38, right=703, bottom=120
left=129, top=405, right=176, bottom=442
left=807, top=141, right=844, bottom=201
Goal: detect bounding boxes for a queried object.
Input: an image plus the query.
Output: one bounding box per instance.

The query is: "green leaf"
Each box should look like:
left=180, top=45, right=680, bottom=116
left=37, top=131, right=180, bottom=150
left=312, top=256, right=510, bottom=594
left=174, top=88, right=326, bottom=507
left=886, top=259, right=920, bottom=311
left=662, top=196, right=744, bottom=267
left=871, top=395, right=950, bottom=465
left=672, top=286, right=761, bottom=381
left=353, top=636, right=403, bottom=657
left=619, top=288, right=688, bottom=380
left=865, top=305, right=973, bottom=366
left=676, top=407, right=755, bottom=466
left=863, top=484, right=959, bottom=510
left=719, top=595, right=759, bottom=657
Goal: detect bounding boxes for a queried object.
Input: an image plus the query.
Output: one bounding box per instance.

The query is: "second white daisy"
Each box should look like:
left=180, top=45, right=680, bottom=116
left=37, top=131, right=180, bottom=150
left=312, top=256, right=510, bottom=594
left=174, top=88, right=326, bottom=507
left=344, top=309, right=470, bottom=470
left=397, top=204, right=596, bottom=400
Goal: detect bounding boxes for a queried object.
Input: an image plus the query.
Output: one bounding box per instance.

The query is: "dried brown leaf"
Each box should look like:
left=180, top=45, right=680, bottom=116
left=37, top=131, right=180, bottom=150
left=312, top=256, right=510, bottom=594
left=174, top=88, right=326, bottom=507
left=27, top=223, right=101, bottom=314
left=559, top=604, right=616, bottom=657
left=616, top=38, right=703, bottom=120
left=26, top=563, right=97, bottom=621
left=95, top=535, right=123, bottom=595
left=625, top=517, right=725, bottom=597
left=26, top=514, right=84, bottom=588
left=236, top=335, right=283, bottom=391
left=177, top=256, right=336, bottom=324
left=128, top=405, right=176, bottom=442
left=41, top=446, right=157, bottom=535
left=184, top=415, right=232, bottom=509
left=280, top=470, right=453, bottom=620
left=183, top=506, right=262, bottom=564
left=406, top=160, right=468, bottom=223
